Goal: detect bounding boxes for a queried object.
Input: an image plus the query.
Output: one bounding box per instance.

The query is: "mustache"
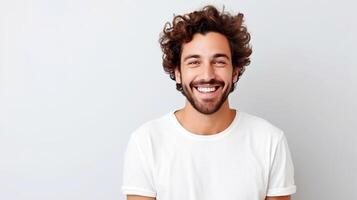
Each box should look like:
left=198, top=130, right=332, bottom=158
left=190, top=79, right=225, bottom=87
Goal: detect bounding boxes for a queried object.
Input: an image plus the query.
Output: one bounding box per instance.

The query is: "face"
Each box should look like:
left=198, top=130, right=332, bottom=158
left=175, top=32, right=239, bottom=115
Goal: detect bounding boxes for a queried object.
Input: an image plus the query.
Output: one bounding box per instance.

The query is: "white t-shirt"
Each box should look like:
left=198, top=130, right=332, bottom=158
left=121, top=111, right=296, bottom=200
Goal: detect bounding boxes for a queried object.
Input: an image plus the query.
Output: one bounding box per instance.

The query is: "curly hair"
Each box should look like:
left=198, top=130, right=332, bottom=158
left=159, top=5, right=252, bottom=92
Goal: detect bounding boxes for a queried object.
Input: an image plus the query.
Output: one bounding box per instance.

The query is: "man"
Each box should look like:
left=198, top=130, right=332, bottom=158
left=121, top=5, right=296, bottom=200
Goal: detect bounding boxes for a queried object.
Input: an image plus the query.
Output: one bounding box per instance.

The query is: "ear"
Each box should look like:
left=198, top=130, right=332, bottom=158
left=174, top=67, right=181, bottom=84
left=232, top=67, right=239, bottom=83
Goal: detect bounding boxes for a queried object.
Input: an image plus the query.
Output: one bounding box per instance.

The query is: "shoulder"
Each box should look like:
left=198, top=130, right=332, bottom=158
left=129, top=112, right=173, bottom=146
left=238, top=111, right=284, bottom=141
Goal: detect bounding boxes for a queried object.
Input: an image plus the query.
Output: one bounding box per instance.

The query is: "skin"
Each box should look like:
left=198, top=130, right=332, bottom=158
left=127, top=195, right=155, bottom=200
left=174, top=32, right=238, bottom=135
left=127, top=32, right=291, bottom=200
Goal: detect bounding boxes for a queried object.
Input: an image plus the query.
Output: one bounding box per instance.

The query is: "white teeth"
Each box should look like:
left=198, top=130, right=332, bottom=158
left=197, top=87, right=216, bottom=93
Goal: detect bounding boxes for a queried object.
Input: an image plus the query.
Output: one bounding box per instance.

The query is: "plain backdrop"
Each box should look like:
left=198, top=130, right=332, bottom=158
left=1, top=0, right=356, bottom=200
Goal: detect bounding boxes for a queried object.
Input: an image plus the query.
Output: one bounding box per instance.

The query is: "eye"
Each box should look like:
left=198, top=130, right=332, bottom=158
left=187, top=60, right=200, bottom=66
left=213, top=60, right=227, bottom=67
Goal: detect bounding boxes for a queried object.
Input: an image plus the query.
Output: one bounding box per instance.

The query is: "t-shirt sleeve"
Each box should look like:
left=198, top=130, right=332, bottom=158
left=121, top=133, right=156, bottom=197
left=266, top=133, right=297, bottom=196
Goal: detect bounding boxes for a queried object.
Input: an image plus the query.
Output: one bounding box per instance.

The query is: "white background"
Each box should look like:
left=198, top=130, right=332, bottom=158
left=1, top=0, right=356, bottom=199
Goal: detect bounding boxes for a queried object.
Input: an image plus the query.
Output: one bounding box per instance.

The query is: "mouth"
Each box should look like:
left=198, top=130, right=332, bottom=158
left=194, top=86, right=220, bottom=93
left=191, top=84, right=223, bottom=100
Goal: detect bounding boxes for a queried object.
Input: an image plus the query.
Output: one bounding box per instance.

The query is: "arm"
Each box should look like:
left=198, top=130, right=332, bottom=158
left=266, top=195, right=291, bottom=200
left=127, top=195, right=156, bottom=200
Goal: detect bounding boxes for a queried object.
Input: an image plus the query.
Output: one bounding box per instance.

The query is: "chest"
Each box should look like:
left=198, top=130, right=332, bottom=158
left=153, top=139, right=269, bottom=200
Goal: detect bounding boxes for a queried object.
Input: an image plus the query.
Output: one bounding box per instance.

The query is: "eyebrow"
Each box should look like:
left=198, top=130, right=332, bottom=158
left=213, top=53, right=230, bottom=60
left=182, top=53, right=230, bottom=62
left=183, top=55, right=200, bottom=62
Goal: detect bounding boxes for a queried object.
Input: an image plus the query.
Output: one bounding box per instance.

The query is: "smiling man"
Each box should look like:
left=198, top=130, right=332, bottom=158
left=121, top=5, right=296, bottom=200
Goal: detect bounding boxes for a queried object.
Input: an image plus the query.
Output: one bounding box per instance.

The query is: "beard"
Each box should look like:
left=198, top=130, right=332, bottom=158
left=180, top=78, right=233, bottom=115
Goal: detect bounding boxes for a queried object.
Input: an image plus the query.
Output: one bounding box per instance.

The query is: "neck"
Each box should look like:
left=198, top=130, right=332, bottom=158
left=174, top=100, right=236, bottom=135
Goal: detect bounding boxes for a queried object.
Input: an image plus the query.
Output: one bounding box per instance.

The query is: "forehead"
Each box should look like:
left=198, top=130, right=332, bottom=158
left=181, top=32, right=231, bottom=59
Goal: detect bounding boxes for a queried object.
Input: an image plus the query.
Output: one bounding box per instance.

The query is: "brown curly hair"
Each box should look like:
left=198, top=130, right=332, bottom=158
left=159, top=5, right=252, bottom=92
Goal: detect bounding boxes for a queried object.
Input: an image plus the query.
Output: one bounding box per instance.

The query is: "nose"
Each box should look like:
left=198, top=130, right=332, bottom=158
left=201, top=61, right=216, bottom=81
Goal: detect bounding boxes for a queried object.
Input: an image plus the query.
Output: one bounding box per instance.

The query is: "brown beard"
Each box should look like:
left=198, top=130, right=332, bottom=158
left=180, top=77, right=233, bottom=115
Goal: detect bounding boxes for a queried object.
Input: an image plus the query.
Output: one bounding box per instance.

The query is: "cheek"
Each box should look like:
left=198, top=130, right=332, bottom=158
left=180, top=71, right=196, bottom=83
left=217, top=70, right=234, bottom=82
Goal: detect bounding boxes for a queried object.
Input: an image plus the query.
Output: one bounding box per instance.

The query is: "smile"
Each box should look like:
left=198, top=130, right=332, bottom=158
left=194, top=86, right=221, bottom=93
left=197, top=87, right=217, bottom=93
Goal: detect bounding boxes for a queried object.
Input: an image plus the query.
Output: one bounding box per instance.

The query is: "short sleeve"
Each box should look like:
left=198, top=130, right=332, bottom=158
left=266, top=133, right=297, bottom=196
left=121, top=133, right=156, bottom=197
